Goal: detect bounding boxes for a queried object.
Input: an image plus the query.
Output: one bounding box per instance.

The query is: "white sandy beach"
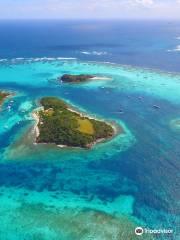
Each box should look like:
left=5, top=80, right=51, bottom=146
left=32, top=112, right=40, bottom=137
left=91, top=76, right=112, bottom=81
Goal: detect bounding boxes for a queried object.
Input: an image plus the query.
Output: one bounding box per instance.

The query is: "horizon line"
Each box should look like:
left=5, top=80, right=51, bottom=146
left=0, top=18, right=180, bottom=21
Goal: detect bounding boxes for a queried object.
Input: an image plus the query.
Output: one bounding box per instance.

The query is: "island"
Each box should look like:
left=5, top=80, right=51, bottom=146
left=0, top=91, right=11, bottom=106
left=33, top=97, right=115, bottom=148
left=59, top=74, right=112, bottom=83
left=60, top=74, right=95, bottom=83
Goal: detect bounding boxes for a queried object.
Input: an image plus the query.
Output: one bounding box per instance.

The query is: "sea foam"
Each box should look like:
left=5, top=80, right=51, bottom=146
left=167, top=45, right=180, bottom=52
left=81, top=51, right=108, bottom=56
left=0, top=57, right=77, bottom=63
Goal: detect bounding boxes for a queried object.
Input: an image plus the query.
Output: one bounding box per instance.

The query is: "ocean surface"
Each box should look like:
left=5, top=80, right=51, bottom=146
left=0, top=20, right=180, bottom=240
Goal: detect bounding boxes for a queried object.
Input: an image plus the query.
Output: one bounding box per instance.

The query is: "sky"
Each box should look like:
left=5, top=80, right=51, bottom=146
left=0, top=0, right=180, bottom=20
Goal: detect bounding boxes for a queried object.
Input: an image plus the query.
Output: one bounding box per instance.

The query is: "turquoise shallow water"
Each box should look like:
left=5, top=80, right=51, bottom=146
left=0, top=58, right=180, bottom=239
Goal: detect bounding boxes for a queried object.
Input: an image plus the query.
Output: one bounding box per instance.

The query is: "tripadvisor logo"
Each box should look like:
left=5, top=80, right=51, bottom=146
left=135, top=226, right=173, bottom=236
left=135, top=227, right=144, bottom=236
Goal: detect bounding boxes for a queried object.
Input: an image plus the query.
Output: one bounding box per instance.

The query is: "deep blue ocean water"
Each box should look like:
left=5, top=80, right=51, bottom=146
left=0, top=20, right=180, bottom=240
left=0, top=20, right=180, bottom=72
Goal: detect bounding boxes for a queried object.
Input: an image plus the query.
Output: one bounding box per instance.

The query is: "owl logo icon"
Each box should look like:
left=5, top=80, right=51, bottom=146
left=135, top=227, right=144, bottom=236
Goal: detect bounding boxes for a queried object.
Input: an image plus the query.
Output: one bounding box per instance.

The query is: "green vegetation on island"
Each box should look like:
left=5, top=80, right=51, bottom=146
left=0, top=91, right=10, bottom=106
left=35, top=97, right=115, bottom=148
left=60, top=74, right=94, bottom=83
